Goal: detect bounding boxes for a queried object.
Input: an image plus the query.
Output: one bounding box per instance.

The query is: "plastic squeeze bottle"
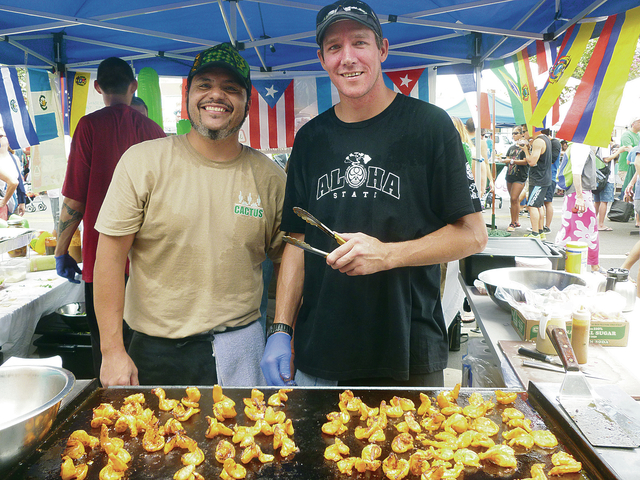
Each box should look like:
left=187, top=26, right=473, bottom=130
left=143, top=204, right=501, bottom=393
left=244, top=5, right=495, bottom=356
left=570, top=307, right=591, bottom=364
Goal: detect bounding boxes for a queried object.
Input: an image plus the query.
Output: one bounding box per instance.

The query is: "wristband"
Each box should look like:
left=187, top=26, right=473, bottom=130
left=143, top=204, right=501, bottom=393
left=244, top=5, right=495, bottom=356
left=267, top=323, right=293, bottom=338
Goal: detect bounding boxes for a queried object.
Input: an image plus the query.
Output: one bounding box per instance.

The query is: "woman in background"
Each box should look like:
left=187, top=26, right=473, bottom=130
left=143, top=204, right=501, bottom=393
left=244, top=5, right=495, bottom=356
left=502, top=128, right=528, bottom=232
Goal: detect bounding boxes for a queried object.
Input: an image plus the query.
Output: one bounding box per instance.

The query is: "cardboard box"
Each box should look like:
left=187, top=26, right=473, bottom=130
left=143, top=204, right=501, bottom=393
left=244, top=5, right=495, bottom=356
left=510, top=307, right=629, bottom=346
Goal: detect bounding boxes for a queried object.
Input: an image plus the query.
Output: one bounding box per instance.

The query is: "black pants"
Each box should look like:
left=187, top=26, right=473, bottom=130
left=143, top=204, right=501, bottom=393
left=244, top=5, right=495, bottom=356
left=128, top=331, right=218, bottom=386
left=85, top=281, right=132, bottom=380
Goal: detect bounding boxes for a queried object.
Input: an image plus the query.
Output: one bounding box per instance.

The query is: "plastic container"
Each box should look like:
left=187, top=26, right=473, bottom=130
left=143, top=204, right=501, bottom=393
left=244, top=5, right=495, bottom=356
left=69, top=230, right=82, bottom=264
left=29, top=255, right=56, bottom=272
left=571, top=307, right=591, bottom=364
left=0, top=258, right=29, bottom=283
left=536, top=312, right=571, bottom=355
left=45, top=237, right=57, bottom=256
left=565, top=241, right=587, bottom=274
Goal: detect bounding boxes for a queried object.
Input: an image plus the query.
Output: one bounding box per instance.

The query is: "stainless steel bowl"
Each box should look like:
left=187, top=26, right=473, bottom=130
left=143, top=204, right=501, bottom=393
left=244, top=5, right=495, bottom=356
left=0, top=366, right=75, bottom=473
left=478, top=267, right=587, bottom=312
left=56, top=302, right=88, bottom=332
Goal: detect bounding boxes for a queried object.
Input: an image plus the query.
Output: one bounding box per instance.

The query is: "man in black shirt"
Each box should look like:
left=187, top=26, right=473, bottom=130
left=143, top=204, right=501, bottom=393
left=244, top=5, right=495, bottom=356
left=260, top=0, right=487, bottom=388
left=520, top=125, right=552, bottom=239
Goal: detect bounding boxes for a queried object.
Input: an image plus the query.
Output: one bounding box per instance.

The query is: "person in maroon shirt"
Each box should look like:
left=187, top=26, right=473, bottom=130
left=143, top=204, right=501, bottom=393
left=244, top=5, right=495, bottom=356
left=55, top=57, right=165, bottom=378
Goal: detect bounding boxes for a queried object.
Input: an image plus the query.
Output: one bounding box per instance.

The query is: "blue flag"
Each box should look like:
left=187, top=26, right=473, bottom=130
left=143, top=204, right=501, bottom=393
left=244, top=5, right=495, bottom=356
left=0, top=66, right=39, bottom=149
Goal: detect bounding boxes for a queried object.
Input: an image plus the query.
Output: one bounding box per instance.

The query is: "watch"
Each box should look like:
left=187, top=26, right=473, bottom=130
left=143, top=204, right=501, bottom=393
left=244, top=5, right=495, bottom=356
left=267, top=323, right=294, bottom=338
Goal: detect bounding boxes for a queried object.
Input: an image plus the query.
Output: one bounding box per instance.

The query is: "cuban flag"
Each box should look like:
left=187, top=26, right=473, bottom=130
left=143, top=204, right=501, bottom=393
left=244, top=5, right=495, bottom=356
left=243, top=79, right=294, bottom=150
left=0, top=66, right=39, bottom=149
left=383, top=67, right=431, bottom=102
left=26, top=69, right=61, bottom=143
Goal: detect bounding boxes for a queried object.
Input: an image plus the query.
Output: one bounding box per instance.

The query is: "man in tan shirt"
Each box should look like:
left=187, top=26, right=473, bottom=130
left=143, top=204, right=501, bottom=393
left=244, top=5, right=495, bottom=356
left=94, top=43, right=286, bottom=386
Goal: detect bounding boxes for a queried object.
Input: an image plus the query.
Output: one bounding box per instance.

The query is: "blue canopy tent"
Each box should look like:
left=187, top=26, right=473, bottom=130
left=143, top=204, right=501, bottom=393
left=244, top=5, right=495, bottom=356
left=446, top=96, right=516, bottom=127
left=0, top=1, right=638, bottom=78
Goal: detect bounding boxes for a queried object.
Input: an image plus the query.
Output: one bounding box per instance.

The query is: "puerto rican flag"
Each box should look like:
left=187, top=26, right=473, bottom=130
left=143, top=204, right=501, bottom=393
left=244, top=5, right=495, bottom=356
left=242, top=79, right=294, bottom=150
left=383, top=67, right=430, bottom=101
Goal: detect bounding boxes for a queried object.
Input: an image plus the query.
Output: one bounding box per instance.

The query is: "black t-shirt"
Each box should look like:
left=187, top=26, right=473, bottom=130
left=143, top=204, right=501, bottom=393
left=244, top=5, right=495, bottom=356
left=529, top=134, right=553, bottom=187
left=505, top=145, right=528, bottom=183
left=282, top=94, right=481, bottom=381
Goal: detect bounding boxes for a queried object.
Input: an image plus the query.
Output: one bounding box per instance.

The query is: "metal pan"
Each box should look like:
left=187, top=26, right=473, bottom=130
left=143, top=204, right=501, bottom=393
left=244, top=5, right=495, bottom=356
left=548, top=326, right=640, bottom=448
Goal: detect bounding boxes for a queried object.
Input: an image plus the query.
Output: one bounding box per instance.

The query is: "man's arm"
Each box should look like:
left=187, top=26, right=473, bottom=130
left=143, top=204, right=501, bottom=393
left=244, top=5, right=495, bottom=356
left=260, top=234, right=305, bottom=386
left=55, top=198, right=85, bottom=255
left=522, top=138, right=545, bottom=167
left=94, top=232, right=138, bottom=386
left=327, top=211, right=487, bottom=276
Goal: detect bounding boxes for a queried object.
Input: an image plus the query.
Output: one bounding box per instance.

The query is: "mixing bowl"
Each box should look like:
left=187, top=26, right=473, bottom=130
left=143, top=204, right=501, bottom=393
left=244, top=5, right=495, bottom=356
left=0, top=365, right=75, bottom=473
left=477, top=267, right=587, bottom=312
left=56, top=302, right=88, bottom=332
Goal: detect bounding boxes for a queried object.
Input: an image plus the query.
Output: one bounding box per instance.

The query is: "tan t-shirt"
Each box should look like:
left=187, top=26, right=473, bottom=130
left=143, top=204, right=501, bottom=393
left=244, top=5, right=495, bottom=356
left=95, top=135, right=286, bottom=338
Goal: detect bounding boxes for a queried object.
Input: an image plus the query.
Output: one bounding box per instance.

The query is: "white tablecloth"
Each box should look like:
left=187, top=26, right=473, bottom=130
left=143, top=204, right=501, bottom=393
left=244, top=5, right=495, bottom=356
left=0, top=270, right=84, bottom=360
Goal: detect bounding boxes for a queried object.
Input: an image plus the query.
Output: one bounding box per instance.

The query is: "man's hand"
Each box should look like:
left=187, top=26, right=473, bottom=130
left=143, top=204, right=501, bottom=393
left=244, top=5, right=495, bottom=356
left=260, top=332, right=293, bottom=386
left=100, top=350, right=139, bottom=386
left=326, top=233, right=390, bottom=276
left=55, top=253, right=82, bottom=283
left=17, top=203, right=25, bottom=216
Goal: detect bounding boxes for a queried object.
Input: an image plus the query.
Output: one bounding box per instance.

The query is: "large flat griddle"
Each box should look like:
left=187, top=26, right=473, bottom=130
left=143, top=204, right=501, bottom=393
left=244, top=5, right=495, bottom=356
left=5, top=384, right=601, bottom=480
left=479, top=237, right=557, bottom=257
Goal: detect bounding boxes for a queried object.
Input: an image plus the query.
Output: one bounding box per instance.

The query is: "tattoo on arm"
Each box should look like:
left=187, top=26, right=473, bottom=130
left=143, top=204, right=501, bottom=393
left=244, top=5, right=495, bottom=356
left=59, top=203, right=83, bottom=233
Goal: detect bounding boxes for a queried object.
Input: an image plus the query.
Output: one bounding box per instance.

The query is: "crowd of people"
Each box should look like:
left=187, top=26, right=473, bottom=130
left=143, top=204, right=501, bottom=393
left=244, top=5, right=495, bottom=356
left=453, top=111, right=640, bottom=282
left=3, top=0, right=635, bottom=387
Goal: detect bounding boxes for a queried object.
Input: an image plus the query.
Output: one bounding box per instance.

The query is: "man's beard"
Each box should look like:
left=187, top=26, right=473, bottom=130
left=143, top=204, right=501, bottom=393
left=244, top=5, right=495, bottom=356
left=187, top=97, right=248, bottom=141
left=189, top=116, right=244, bottom=141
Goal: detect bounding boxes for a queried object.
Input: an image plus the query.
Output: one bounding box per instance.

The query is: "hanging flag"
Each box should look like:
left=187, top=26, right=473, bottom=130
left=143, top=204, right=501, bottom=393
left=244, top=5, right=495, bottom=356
left=490, top=61, right=526, bottom=125
left=557, top=6, right=640, bottom=146
left=68, top=71, right=103, bottom=136
left=534, top=40, right=560, bottom=127
left=292, top=77, right=339, bottom=119
left=383, top=67, right=430, bottom=102
left=456, top=70, right=478, bottom=123
left=26, top=69, right=60, bottom=143
left=243, top=79, right=295, bottom=150
left=0, top=66, right=39, bottom=149
left=529, top=22, right=595, bottom=128
left=513, top=48, right=539, bottom=131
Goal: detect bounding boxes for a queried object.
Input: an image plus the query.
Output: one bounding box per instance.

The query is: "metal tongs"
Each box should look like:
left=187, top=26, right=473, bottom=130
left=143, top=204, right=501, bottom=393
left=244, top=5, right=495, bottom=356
left=282, top=207, right=346, bottom=257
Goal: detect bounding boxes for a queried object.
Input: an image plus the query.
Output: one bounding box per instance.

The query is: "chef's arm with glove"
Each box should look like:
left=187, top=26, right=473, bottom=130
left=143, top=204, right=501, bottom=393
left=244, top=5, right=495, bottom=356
left=261, top=232, right=304, bottom=386
left=326, top=211, right=487, bottom=276
left=94, top=232, right=139, bottom=387
left=54, top=197, right=84, bottom=283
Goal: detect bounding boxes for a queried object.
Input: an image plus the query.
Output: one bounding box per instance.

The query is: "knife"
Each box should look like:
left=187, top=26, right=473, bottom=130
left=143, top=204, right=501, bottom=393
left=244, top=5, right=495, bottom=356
left=518, top=346, right=563, bottom=367
left=521, top=360, right=608, bottom=381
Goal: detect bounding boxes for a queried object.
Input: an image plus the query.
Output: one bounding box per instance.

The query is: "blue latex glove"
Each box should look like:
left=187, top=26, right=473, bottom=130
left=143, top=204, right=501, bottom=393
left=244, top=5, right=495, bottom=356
left=261, top=332, right=294, bottom=386
left=55, top=253, right=82, bottom=284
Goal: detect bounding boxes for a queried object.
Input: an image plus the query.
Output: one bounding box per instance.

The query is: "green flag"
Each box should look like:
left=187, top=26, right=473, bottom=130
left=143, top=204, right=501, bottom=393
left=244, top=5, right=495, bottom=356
left=490, top=60, right=526, bottom=125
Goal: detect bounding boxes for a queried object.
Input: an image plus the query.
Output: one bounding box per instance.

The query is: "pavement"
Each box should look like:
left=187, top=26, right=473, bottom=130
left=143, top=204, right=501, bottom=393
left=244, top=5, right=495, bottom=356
left=481, top=193, right=639, bottom=281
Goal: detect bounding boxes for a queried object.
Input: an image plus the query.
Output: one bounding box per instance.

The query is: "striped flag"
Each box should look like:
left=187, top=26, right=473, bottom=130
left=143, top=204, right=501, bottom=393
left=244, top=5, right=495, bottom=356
left=242, top=79, right=295, bottom=150
left=455, top=71, right=495, bottom=129
left=456, top=70, right=477, bottom=118
left=490, top=61, right=526, bottom=125
left=513, top=48, right=539, bottom=131
left=314, top=77, right=340, bottom=114
left=534, top=40, right=560, bottom=126
left=68, top=71, right=103, bottom=136
left=557, top=6, right=640, bottom=147
left=26, top=69, right=61, bottom=143
left=0, top=66, right=39, bottom=149
left=529, top=22, right=595, bottom=128
left=383, top=67, right=431, bottom=102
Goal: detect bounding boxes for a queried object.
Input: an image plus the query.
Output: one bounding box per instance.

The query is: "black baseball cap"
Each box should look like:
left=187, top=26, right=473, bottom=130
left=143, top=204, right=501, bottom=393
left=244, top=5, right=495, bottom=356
left=188, top=43, right=252, bottom=93
left=316, top=0, right=383, bottom=46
